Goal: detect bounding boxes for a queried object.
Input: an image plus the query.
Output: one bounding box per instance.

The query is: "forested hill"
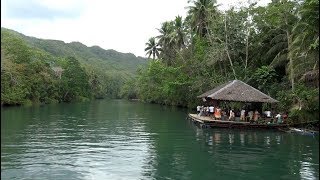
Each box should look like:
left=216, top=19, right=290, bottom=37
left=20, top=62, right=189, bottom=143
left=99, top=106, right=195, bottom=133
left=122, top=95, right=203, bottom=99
left=1, top=27, right=148, bottom=106
left=1, top=27, right=148, bottom=76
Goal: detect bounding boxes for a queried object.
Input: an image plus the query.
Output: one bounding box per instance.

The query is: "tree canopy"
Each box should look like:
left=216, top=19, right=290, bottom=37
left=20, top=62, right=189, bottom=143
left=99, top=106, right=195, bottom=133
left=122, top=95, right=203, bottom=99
left=137, top=0, right=319, bottom=122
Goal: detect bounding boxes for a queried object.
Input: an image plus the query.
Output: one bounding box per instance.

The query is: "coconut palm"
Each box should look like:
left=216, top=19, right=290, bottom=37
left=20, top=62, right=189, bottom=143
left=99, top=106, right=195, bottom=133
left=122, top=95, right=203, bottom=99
left=290, top=0, right=319, bottom=79
left=156, top=21, right=177, bottom=64
left=173, top=16, right=186, bottom=50
left=144, top=37, right=161, bottom=60
left=157, top=21, right=175, bottom=50
left=266, top=0, right=299, bottom=91
left=187, top=0, right=217, bottom=38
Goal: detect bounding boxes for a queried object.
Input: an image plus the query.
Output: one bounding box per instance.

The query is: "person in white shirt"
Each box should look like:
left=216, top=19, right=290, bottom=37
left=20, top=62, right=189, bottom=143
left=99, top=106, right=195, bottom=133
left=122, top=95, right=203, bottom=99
left=197, top=105, right=201, bottom=113
left=209, top=106, right=214, bottom=117
left=275, top=113, right=282, bottom=123
left=240, top=109, right=245, bottom=121
left=229, top=109, right=235, bottom=121
left=265, top=111, right=271, bottom=118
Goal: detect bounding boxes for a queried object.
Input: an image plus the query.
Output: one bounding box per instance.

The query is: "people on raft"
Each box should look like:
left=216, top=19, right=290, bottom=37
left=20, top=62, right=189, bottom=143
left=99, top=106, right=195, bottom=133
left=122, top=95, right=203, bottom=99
left=196, top=105, right=286, bottom=124
left=275, top=113, right=283, bottom=123
left=228, top=109, right=235, bottom=121
left=214, top=106, right=222, bottom=120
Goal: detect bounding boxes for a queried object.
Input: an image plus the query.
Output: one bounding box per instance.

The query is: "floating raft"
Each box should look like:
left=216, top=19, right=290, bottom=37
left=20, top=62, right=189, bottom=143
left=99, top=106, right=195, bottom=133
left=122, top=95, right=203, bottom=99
left=188, top=114, right=288, bottom=129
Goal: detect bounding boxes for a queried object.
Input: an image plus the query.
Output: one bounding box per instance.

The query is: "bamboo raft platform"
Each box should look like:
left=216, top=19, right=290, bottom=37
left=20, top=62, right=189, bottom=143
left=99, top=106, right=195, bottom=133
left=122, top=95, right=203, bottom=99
left=188, top=113, right=289, bottom=129
left=190, top=80, right=319, bottom=131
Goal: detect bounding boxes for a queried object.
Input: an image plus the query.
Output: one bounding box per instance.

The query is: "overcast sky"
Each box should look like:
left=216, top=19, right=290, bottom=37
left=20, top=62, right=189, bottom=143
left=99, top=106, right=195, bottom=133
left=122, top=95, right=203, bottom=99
left=1, top=0, right=270, bottom=57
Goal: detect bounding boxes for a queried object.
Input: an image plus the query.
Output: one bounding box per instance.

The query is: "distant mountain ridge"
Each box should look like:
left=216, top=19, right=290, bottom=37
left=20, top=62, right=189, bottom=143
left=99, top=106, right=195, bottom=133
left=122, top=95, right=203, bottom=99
left=1, top=27, right=148, bottom=76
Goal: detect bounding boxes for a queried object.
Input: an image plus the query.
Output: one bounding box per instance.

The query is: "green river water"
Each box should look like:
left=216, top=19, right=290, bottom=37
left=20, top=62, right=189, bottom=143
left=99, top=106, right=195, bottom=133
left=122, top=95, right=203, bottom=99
left=1, top=99, right=319, bottom=180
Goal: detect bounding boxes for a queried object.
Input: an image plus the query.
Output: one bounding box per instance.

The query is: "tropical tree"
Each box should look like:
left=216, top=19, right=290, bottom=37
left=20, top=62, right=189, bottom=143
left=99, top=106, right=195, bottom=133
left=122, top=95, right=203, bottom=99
left=173, top=16, right=186, bottom=50
left=60, top=56, right=90, bottom=102
left=144, top=37, right=161, bottom=60
left=157, top=21, right=176, bottom=64
left=265, top=0, right=299, bottom=91
left=187, top=0, right=218, bottom=38
left=290, top=0, right=319, bottom=83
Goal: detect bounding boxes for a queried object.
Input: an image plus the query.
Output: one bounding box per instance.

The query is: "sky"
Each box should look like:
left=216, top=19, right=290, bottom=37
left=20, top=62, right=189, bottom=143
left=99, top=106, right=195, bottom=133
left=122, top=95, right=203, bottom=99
left=1, top=0, right=270, bottom=57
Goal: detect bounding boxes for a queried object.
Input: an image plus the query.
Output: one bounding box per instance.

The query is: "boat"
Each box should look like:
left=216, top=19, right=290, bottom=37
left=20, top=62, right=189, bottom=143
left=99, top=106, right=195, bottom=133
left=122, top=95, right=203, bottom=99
left=287, top=127, right=319, bottom=136
left=188, top=113, right=288, bottom=129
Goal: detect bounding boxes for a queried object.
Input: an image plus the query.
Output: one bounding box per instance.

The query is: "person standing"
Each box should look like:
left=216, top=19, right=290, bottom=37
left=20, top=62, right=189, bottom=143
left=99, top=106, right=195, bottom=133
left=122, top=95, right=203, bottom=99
left=265, top=110, right=271, bottom=118
left=198, top=106, right=204, bottom=116
left=282, top=112, right=288, bottom=123
left=240, top=109, right=246, bottom=121
left=197, top=105, right=201, bottom=114
left=248, top=111, right=254, bottom=122
left=209, top=105, right=214, bottom=117
left=253, top=110, right=260, bottom=122
left=275, top=113, right=282, bottom=123
left=215, top=106, right=222, bottom=120
left=229, top=109, right=235, bottom=121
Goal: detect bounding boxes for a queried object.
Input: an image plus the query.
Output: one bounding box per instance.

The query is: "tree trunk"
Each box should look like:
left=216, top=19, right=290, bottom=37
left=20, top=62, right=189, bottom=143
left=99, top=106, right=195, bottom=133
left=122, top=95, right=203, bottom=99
left=224, top=14, right=237, bottom=79
left=285, top=15, right=294, bottom=92
left=245, top=27, right=250, bottom=80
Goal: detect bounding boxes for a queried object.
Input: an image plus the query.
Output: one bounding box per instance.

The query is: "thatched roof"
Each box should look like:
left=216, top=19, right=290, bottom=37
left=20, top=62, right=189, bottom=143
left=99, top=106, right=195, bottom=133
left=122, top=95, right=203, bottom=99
left=197, top=80, right=278, bottom=103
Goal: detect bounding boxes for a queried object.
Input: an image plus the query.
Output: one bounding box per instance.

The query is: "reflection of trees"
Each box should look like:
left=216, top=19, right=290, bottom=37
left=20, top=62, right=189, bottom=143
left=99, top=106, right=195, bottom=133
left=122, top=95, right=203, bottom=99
left=139, top=105, right=197, bottom=179
left=2, top=101, right=319, bottom=179
left=142, top=105, right=319, bottom=179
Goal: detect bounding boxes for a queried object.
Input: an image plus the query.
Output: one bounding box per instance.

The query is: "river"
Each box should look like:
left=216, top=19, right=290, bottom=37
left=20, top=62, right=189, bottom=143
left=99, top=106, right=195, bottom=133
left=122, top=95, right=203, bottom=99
left=1, top=99, right=319, bottom=180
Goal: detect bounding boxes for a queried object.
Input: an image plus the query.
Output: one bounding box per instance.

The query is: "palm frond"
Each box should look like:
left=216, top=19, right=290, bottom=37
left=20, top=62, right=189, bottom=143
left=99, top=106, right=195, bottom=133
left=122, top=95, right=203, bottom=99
left=270, top=33, right=286, bottom=44
left=266, top=42, right=287, bottom=58
left=269, top=51, right=288, bottom=67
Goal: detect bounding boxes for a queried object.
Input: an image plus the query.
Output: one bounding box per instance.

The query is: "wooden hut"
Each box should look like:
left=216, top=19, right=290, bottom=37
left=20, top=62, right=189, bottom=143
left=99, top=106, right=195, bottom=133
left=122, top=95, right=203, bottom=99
left=197, top=80, right=278, bottom=104
left=197, top=80, right=278, bottom=114
left=188, top=80, right=285, bottom=129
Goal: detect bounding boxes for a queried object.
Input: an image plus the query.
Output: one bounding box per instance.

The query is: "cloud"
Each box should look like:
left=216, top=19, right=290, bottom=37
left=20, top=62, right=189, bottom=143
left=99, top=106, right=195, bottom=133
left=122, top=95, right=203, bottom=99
left=1, top=0, right=270, bottom=57
left=1, top=0, right=191, bottom=57
left=3, top=0, right=85, bottom=20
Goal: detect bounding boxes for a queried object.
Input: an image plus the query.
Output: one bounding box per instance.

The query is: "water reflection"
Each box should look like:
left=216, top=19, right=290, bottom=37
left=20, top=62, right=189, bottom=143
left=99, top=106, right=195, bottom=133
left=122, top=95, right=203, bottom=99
left=265, top=136, right=270, bottom=146
left=213, top=132, right=221, bottom=145
left=228, top=133, right=234, bottom=145
left=2, top=100, right=160, bottom=179
left=197, top=128, right=319, bottom=179
left=240, top=133, right=245, bottom=146
left=276, top=135, right=281, bottom=145
left=300, top=161, right=317, bottom=180
left=1, top=100, right=319, bottom=180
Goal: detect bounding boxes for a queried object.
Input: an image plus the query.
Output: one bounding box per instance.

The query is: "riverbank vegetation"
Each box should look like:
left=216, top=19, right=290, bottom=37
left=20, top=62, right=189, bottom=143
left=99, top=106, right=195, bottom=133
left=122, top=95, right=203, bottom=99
left=121, top=0, right=319, bottom=122
left=1, top=28, right=148, bottom=106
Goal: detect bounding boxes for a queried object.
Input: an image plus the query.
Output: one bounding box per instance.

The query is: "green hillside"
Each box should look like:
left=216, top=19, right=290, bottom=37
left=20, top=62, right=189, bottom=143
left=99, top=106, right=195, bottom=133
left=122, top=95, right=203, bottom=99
left=2, top=27, right=148, bottom=77
left=1, top=27, right=148, bottom=105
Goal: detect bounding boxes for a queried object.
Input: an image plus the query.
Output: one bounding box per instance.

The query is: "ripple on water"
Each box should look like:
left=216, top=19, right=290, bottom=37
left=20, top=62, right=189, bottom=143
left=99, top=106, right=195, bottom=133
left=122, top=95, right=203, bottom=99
left=1, top=100, right=319, bottom=180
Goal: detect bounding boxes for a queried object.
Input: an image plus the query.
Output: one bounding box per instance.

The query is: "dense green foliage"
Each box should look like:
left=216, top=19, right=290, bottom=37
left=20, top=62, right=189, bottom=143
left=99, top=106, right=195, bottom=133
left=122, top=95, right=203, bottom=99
left=1, top=28, right=148, bottom=105
left=122, top=0, right=319, bottom=122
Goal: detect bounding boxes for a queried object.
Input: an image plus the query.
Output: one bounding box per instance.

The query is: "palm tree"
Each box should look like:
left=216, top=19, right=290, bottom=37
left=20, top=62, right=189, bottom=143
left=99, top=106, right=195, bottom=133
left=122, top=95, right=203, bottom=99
left=289, top=0, right=319, bottom=82
left=173, top=16, right=186, bottom=50
left=145, top=37, right=161, bottom=60
left=187, top=0, right=217, bottom=38
left=157, top=21, right=175, bottom=50
left=156, top=21, right=176, bottom=64
left=266, top=0, right=299, bottom=91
